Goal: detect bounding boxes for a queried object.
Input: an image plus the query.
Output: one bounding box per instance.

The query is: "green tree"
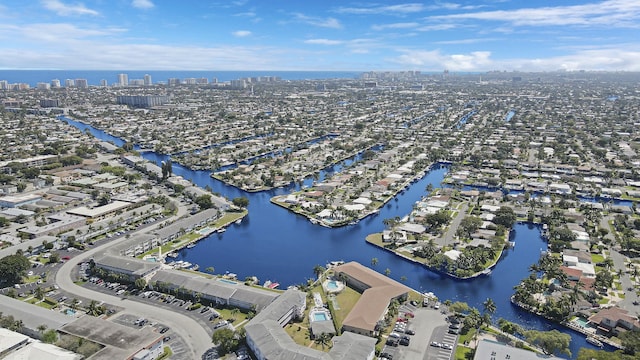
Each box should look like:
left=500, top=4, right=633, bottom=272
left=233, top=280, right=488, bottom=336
left=524, top=329, right=571, bottom=357
left=134, top=278, right=147, bottom=290
left=314, top=332, right=332, bottom=350
left=619, top=328, right=640, bottom=355
left=458, top=216, right=483, bottom=238
left=371, top=257, right=378, bottom=267
left=211, top=328, right=238, bottom=355
left=482, top=298, right=496, bottom=323
left=0, top=254, right=30, bottom=285
left=205, top=266, right=215, bottom=274
left=449, top=301, right=470, bottom=315
left=161, top=160, right=173, bottom=180
left=493, top=206, right=516, bottom=228
left=48, top=252, right=60, bottom=264
left=313, top=264, right=326, bottom=279
left=42, top=329, right=58, bottom=343
left=195, top=195, right=213, bottom=209
left=232, top=197, right=249, bottom=208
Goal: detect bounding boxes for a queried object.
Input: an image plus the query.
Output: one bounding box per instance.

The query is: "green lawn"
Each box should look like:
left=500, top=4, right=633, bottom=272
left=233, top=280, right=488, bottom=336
left=332, top=286, right=362, bottom=330
left=591, top=254, right=605, bottom=264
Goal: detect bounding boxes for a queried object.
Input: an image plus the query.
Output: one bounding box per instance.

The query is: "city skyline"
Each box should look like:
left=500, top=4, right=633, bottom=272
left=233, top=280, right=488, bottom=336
left=0, top=0, right=639, bottom=72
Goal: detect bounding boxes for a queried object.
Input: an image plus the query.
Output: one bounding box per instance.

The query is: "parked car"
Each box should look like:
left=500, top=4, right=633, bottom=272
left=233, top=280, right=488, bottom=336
left=399, top=337, right=410, bottom=346
left=385, top=338, right=399, bottom=347
left=404, top=329, right=415, bottom=335
left=380, top=352, right=393, bottom=359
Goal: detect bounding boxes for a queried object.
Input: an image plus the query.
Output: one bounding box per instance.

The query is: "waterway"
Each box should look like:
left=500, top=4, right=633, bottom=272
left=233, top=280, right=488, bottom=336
left=62, top=116, right=600, bottom=358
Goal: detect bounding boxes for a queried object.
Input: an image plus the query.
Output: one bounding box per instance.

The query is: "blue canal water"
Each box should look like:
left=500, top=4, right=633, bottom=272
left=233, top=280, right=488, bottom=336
left=62, top=117, right=600, bottom=358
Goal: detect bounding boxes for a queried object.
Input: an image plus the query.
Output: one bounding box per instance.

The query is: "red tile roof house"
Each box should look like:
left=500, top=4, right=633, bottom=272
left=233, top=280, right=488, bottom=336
left=333, top=262, right=412, bottom=337
left=588, top=307, right=640, bottom=337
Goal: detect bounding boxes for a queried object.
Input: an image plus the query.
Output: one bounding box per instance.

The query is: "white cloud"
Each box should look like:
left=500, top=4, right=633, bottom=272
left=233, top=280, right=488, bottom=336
left=294, top=13, right=342, bottom=29
left=429, top=0, right=640, bottom=28
left=132, top=0, right=154, bottom=9
left=392, top=47, right=640, bottom=71
left=372, top=22, right=420, bottom=31
left=336, top=3, right=426, bottom=15
left=434, top=38, right=499, bottom=45
left=13, top=23, right=126, bottom=43
left=417, top=24, right=458, bottom=31
left=41, top=0, right=99, bottom=16
left=232, top=30, right=252, bottom=37
left=304, top=39, right=343, bottom=45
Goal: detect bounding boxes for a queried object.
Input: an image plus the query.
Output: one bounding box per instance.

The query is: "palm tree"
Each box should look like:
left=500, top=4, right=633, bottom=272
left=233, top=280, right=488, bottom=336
left=482, top=298, right=496, bottom=325
left=37, top=324, right=47, bottom=334
left=315, top=332, right=332, bottom=350
left=371, top=257, right=379, bottom=267
left=384, top=268, right=391, bottom=277
left=313, top=264, right=326, bottom=279
left=205, top=266, right=215, bottom=275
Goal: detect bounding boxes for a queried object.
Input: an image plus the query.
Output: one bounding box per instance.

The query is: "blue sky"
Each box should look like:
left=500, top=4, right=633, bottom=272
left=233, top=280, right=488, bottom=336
left=1, top=0, right=639, bottom=71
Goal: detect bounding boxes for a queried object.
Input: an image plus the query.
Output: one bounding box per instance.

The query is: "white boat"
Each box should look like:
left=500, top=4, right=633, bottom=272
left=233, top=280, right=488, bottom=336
left=235, top=219, right=242, bottom=225
left=217, top=228, right=226, bottom=233
left=186, top=243, right=196, bottom=249
left=586, top=337, right=603, bottom=348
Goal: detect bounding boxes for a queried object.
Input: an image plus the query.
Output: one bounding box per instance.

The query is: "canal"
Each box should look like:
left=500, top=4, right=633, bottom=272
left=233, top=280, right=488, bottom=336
left=63, top=116, right=599, bottom=358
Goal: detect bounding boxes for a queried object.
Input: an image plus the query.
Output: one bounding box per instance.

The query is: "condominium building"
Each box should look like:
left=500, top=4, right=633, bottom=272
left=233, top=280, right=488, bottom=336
left=118, top=73, right=129, bottom=87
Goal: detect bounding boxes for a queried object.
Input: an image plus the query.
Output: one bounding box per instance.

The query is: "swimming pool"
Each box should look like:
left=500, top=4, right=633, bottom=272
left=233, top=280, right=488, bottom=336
left=218, top=278, right=237, bottom=285
left=326, top=280, right=339, bottom=291
left=313, top=312, right=328, bottom=322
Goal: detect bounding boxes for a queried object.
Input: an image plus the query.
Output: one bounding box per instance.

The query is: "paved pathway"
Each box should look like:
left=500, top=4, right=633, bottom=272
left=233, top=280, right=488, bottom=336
left=56, top=224, right=213, bottom=359
left=610, top=249, right=640, bottom=311
left=439, top=202, right=469, bottom=247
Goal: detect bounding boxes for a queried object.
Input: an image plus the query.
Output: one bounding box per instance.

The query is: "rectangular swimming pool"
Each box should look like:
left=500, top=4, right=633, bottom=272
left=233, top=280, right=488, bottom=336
left=313, top=312, right=328, bottom=322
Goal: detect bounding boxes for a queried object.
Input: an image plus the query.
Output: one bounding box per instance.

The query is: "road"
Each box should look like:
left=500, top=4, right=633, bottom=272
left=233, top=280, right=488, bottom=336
left=55, top=217, right=213, bottom=359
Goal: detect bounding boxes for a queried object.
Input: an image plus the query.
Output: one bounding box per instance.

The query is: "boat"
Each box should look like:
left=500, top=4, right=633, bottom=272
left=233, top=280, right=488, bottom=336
left=166, top=252, right=178, bottom=258
left=186, top=243, right=196, bottom=249
left=235, top=219, right=242, bottom=225
left=217, top=228, right=226, bottom=233
left=263, top=280, right=279, bottom=289
left=586, top=337, right=603, bottom=348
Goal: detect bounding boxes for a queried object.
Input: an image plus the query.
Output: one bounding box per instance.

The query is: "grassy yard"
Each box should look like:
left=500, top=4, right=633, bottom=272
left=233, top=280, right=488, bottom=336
left=332, top=286, right=362, bottom=330
left=591, top=254, right=605, bottom=264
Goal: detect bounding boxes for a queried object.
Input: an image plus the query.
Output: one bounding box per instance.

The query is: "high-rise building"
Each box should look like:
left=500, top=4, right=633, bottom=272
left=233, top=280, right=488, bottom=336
left=100, top=79, right=108, bottom=87
left=37, top=82, right=51, bottom=90
left=116, top=95, right=169, bottom=108
left=144, top=74, right=152, bottom=86
left=196, top=77, right=208, bottom=84
left=75, top=79, right=88, bottom=88
left=168, top=78, right=180, bottom=86
left=183, top=78, right=197, bottom=85
left=0, top=80, right=8, bottom=90
left=40, top=99, right=61, bottom=107
left=118, top=73, right=129, bottom=87
left=64, top=79, right=75, bottom=87
left=50, top=79, right=61, bottom=88
left=130, top=79, right=145, bottom=86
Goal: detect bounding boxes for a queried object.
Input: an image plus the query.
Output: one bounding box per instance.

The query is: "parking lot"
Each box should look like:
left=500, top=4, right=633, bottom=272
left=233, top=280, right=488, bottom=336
left=379, top=304, right=455, bottom=360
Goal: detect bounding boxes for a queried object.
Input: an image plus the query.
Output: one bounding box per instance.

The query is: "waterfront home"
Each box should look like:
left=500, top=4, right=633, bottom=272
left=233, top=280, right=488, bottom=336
left=474, top=339, right=564, bottom=360
left=588, top=307, right=640, bottom=337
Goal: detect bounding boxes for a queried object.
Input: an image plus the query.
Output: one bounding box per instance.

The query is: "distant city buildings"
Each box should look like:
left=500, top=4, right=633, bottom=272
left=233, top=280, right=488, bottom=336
left=116, top=95, right=169, bottom=108
left=40, top=99, right=61, bottom=108
left=144, top=74, right=152, bottom=86
left=36, top=82, right=50, bottom=90
left=64, top=79, right=74, bottom=87
left=118, top=73, right=129, bottom=87
left=100, top=79, right=108, bottom=87
left=74, top=78, right=88, bottom=89
left=50, top=79, right=61, bottom=88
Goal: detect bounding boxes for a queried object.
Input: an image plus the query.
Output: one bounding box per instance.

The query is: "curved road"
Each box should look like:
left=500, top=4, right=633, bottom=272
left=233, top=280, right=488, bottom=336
left=55, top=228, right=212, bottom=359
